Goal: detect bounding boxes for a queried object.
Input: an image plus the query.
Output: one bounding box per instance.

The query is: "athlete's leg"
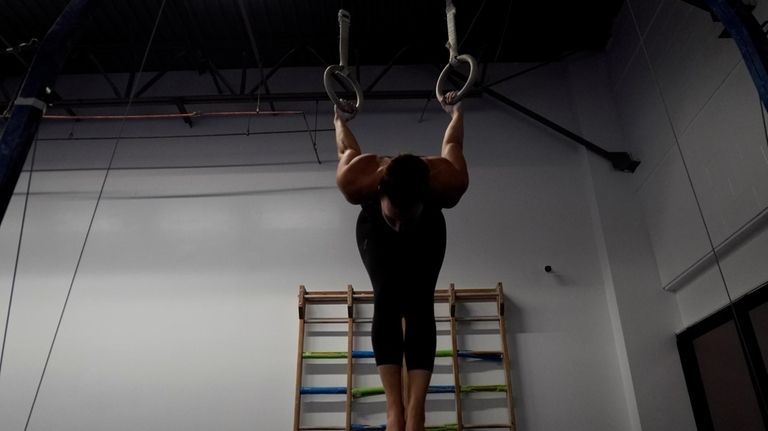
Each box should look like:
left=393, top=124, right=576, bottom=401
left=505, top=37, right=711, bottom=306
left=402, top=212, right=446, bottom=431
left=357, top=211, right=406, bottom=429
left=405, top=369, right=432, bottom=431
left=379, top=364, right=406, bottom=431
left=403, top=293, right=437, bottom=431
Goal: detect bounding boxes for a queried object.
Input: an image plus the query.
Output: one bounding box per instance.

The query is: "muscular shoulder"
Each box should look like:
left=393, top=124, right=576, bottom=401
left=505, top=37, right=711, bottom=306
left=423, top=156, right=469, bottom=208
left=337, top=154, right=390, bottom=204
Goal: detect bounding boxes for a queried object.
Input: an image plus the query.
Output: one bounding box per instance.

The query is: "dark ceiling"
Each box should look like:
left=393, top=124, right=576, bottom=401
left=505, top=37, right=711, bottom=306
left=0, top=0, right=623, bottom=77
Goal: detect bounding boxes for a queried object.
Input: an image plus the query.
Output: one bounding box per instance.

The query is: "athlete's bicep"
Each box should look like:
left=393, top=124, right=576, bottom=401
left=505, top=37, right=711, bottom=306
left=442, top=142, right=468, bottom=176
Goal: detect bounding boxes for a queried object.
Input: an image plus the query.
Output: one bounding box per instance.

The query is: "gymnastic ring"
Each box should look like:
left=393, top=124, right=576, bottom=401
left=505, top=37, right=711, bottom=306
left=435, top=54, right=478, bottom=103
left=324, top=65, right=364, bottom=111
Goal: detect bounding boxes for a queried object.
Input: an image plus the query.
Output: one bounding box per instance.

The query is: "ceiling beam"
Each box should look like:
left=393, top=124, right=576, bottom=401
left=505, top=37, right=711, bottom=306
left=175, top=99, right=193, bottom=127
left=46, top=91, right=77, bottom=118
left=0, top=77, right=11, bottom=102
left=0, top=33, right=30, bottom=69
left=209, top=67, right=224, bottom=94
left=134, top=70, right=168, bottom=98
left=248, top=47, right=297, bottom=95
left=365, top=46, right=410, bottom=93
left=35, top=90, right=477, bottom=110
left=484, top=51, right=578, bottom=89
left=124, top=71, right=136, bottom=99
left=240, top=51, right=248, bottom=95
left=88, top=52, right=123, bottom=98
left=237, top=0, right=276, bottom=111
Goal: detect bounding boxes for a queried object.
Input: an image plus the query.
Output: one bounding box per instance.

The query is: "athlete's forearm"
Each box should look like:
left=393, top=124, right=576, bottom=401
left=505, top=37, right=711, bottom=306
left=335, top=118, right=361, bottom=159
left=442, top=110, right=464, bottom=158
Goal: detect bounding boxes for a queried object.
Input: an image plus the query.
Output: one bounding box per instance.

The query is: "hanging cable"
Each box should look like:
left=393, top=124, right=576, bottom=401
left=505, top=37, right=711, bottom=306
left=22, top=2, right=168, bottom=429
left=493, top=0, right=514, bottom=64
left=761, top=90, right=768, bottom=148
left=0, top=136, right=38, bottom=383
left=458, top=0, right=488, bottom=51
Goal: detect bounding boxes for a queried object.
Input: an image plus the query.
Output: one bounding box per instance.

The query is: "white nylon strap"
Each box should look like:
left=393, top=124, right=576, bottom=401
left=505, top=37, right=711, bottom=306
left=445, top=0, right=458, bottom=61
left=15, top=97, right=47, bottom=112
left=338, top=9, right=351, bottom=70
left=324, top=9, right=363, bottom=111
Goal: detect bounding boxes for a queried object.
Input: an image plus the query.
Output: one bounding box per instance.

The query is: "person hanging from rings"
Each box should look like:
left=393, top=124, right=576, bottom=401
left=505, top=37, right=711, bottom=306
left=334, top=90, right=467, bottom=431
left=328, top=3, right=474, bottom=430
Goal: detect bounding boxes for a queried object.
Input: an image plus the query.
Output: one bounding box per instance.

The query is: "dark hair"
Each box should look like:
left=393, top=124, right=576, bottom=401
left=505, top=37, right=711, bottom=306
left=379, top=154, right=430, bottom=209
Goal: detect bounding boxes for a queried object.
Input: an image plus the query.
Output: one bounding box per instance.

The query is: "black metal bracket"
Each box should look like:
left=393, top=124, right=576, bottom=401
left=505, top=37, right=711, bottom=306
left=446, top=68, right=640, bottom=173
left=486, top=85, right=640, bottom=172
left=175, top=99, right=193, bottom=128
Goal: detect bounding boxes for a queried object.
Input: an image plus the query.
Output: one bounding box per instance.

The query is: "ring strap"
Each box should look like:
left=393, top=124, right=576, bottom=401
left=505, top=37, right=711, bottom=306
left=338, top=9, right=351, bottom=70
left=445, top=0, right=459, bottom=61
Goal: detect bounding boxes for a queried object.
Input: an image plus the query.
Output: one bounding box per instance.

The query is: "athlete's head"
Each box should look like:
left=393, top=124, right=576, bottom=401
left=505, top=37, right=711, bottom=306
left=378, top=154, right=430, bottom=231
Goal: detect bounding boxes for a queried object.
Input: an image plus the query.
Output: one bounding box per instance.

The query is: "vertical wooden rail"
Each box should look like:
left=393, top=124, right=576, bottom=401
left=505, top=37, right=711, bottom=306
left=345, top=285, right=354, bottom=431
left=448, top=283, right=464, bottom=431
left=496, top=282, right=517, bottom=431
left=294, top=285, right=307, bottom=431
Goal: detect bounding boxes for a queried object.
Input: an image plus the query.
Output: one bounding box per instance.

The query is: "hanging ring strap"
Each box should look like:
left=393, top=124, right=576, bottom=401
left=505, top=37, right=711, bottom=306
left=445, top=1, right=459, bottom=61
left=436, top=0, right=478, bottom=103
left=324, top=9, right=364, bottom=110
left=338, top=8, right=350, bottom=69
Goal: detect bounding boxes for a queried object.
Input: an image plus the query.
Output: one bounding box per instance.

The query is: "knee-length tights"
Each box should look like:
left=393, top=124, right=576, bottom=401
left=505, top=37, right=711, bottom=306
left=356, top=201, right=446, bottom=372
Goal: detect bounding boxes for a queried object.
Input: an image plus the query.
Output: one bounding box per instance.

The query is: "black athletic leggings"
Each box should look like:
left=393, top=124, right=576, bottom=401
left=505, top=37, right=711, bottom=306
left=356, top=204, right=446, bottom=372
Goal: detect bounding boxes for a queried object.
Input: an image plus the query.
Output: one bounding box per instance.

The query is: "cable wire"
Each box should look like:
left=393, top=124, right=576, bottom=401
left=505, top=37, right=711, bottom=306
left=493, top=0, right=514, bottom=63
left=0, top=136, right=38, bottom=383
left=23, top=1, right=168, bottom=429
left=458, top=0, right=488, bottom=51
left=761, top=89, right=768, bottom=149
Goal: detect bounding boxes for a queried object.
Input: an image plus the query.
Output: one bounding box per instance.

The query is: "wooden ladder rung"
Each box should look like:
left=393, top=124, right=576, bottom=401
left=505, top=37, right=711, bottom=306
left=454, top=316, right=500, bottom=322
left=305, top=316, right=497, bottom=324
left=303, top=289, right=501, bottom=304
left=304, top=318, right=350, bottom=324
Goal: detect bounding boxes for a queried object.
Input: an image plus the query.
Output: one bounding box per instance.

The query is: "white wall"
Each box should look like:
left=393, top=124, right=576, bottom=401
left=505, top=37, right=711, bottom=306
left=567, top=53, right=696, bottom=431
left=607, top=0, right=768, bottom=327
left=0, top=64, right=635, bottom=430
